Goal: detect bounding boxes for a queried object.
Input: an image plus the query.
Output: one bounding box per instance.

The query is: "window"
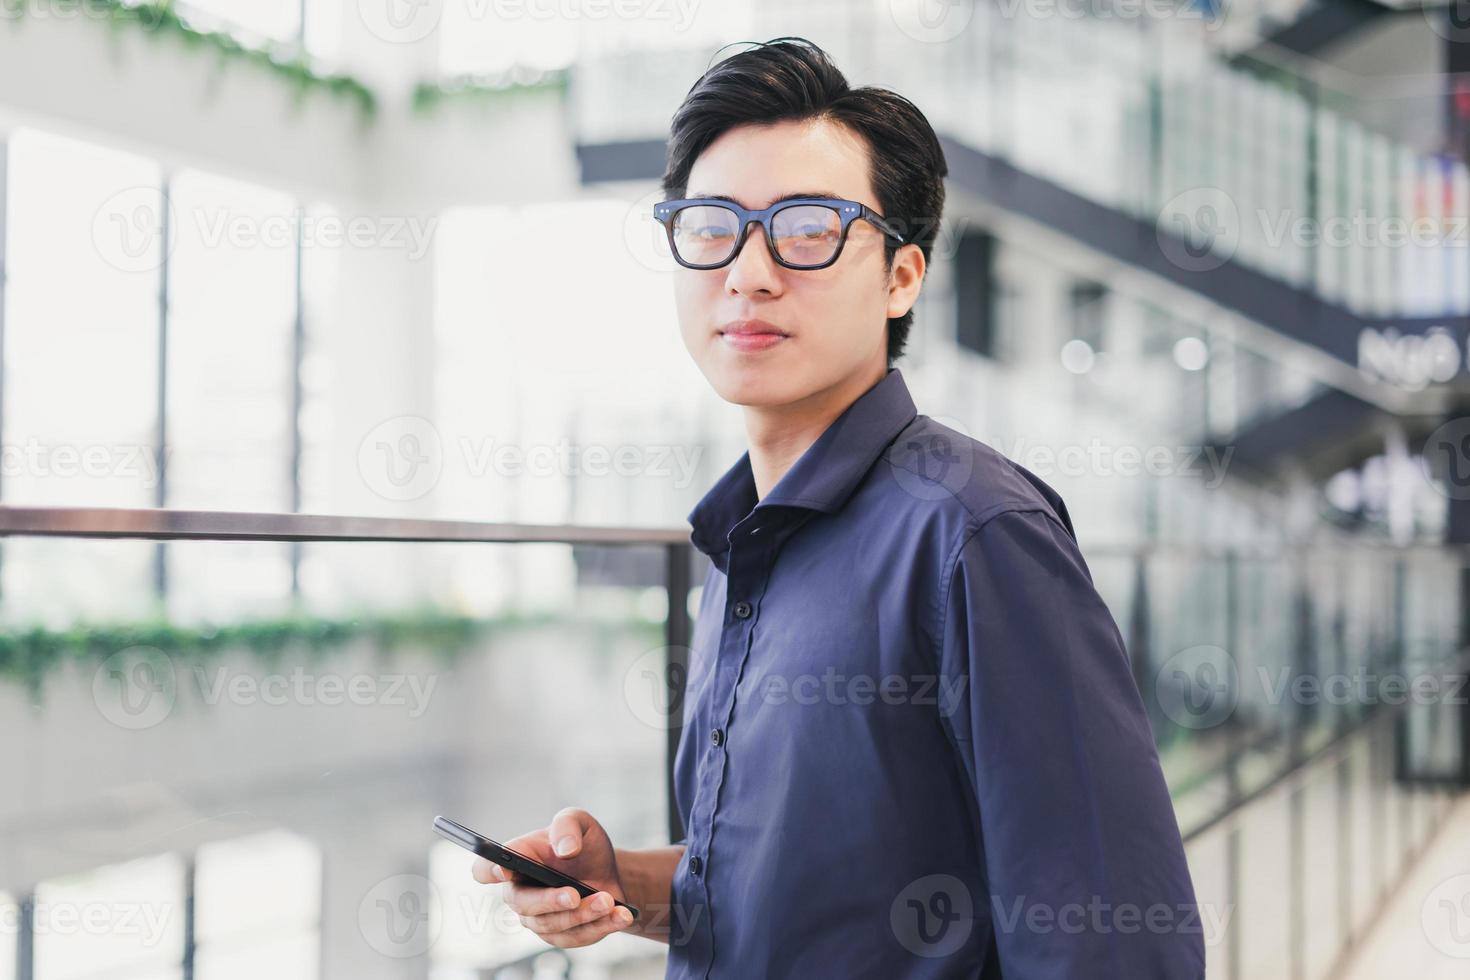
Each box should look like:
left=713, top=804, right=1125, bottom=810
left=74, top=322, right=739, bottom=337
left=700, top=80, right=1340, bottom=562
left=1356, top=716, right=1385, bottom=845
left=297, top=201, right=338, bottom=516
left=439, top=1, right=752, bottom=75
left=432, top=201, right=705, bottom=529
left=4, top=130, right=160, bottom=509
left=193, top=831, right=321, bottom=980
left=32, top=853, right=186, bottom=980
left=0, top=127, right=318, bottom=621
left=1, top=130, right=161, bottom=621
left=440, top=6, right=577, bottom=76
left=164, top=170, right=296, bottom=513
left=1068, top=280, right=1107, bottom=350
left=0, top=890, right=14, bottom=980
left=164, top=170, right=298, bottom=620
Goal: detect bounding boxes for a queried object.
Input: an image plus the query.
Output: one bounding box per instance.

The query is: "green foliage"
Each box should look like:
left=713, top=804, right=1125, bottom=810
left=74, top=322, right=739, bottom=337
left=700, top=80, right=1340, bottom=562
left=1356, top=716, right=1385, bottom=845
left=6, top=0, right=377, bottom=121
left=4, top=2, right=579, bottom=123
left=0, top=604, right=665, bottom=700
left=0, top=606, right=491, bottom=696
left=411, top=69, right=570, bottom=115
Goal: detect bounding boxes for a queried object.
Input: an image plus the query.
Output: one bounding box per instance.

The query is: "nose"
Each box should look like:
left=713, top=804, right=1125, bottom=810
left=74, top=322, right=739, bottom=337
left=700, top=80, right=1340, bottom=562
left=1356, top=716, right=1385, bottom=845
left=723, top=220, right=782, bottom=293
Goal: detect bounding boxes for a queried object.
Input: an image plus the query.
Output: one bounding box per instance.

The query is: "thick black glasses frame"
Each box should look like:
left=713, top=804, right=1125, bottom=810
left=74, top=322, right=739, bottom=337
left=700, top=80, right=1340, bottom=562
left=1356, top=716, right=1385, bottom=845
left=652, top=197, right=908, bottom=270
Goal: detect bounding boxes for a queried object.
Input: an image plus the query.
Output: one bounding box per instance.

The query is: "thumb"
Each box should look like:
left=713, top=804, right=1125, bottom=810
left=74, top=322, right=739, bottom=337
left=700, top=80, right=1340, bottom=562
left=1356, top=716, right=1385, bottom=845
left=547, top=806, right=595, bottom=858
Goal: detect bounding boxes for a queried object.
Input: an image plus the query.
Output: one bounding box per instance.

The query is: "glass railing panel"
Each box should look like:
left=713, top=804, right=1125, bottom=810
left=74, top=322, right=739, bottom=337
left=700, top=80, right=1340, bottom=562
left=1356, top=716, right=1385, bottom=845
left=0, top=536, right=684, bottom=980
left=1234, top=785, right=1293, bottom=979
left=1, top=508, right=1461, bottom=979
left=1180, top=707, right=1461, bottom=980
left=1378, top=719, right=1413, bottom=900
left=1300, top=756, right=1345, bottom=980
left=1180, top=828, right=1233, bottom=980
left=1146, top=551, right=1239, bottom=798
left=1343, top=730, right=1379, bottom=940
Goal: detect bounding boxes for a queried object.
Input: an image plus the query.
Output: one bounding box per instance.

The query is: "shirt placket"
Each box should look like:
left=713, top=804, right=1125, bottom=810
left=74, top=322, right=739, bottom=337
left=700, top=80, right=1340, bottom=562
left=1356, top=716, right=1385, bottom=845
left=683, top=515, right=783, bottom=978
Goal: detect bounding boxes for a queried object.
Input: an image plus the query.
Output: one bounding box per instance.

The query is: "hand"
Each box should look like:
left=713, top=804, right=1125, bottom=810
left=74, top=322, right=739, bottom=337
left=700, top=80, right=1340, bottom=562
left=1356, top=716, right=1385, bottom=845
left=471, top=806, right=637, bottom=948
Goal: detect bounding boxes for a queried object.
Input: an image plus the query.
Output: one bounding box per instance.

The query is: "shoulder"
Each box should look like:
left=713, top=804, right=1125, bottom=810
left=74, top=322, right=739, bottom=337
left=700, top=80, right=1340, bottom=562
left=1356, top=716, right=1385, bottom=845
left=875, top=413, right=1078, bottom=546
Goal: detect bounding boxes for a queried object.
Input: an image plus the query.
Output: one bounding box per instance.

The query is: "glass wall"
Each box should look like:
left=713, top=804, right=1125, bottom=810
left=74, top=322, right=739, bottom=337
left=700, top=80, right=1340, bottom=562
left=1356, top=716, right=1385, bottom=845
left=0, top=127, right=344, bottom=619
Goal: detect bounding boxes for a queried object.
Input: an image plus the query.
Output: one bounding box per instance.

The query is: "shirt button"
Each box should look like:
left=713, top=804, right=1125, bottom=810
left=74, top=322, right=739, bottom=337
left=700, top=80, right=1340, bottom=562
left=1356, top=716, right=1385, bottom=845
left=733, top=600, right=752, bottom=619
left=689, top=855, right=703, bottom=876
left=710, top=728, right=724, bottom=747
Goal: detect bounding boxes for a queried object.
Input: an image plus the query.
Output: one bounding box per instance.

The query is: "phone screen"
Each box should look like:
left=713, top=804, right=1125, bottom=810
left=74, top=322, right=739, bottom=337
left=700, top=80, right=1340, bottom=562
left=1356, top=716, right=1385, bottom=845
left=432, top=815, right=640, bottom=920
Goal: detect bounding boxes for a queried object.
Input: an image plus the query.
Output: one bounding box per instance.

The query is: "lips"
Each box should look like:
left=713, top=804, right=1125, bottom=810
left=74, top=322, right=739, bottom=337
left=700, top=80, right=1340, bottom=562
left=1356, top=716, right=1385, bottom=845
left=719, top=319, right=790, bottom=353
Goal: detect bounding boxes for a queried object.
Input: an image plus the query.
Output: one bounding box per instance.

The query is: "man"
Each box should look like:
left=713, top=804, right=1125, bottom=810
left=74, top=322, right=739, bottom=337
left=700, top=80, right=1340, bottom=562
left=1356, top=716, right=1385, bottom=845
left=474, top=37, right=1205, bottom=979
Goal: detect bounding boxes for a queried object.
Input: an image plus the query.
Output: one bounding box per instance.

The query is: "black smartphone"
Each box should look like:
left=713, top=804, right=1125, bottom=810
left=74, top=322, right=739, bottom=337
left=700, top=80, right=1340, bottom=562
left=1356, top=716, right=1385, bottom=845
left=432, top=815, right=640, bottom=920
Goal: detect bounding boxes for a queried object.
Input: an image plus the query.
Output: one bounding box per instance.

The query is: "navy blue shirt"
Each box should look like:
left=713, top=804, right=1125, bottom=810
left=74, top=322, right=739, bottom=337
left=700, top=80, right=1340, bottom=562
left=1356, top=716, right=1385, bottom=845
left=665, top=368, right=1204, bottom=979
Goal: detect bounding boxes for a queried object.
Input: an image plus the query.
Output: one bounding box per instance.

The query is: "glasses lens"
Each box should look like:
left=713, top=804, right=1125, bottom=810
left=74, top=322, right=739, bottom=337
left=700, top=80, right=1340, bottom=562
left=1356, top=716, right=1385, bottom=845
left=772, top=204, right=842, bottom=267
left=670, top=205, right=741, bottom=266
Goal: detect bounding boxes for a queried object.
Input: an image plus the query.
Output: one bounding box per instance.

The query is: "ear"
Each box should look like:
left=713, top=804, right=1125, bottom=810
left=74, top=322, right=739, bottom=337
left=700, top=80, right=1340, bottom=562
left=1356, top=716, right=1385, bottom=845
left=886, top=243, right=926, bottom=319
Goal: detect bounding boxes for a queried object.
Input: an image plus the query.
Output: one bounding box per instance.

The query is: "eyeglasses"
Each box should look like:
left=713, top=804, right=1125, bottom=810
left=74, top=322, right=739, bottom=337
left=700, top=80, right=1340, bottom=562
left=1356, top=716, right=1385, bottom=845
left=652, top=197, right=907, bottom=271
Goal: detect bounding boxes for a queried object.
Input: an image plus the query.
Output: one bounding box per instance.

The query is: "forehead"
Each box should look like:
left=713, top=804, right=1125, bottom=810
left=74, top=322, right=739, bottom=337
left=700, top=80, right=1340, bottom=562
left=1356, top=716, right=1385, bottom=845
left=685, top=117, right=876, bottom=208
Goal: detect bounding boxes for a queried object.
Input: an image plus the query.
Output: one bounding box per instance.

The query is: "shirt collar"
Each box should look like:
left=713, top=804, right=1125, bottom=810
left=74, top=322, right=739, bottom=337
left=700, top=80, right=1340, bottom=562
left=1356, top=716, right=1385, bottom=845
left=686, top=367, right=919, bottom=560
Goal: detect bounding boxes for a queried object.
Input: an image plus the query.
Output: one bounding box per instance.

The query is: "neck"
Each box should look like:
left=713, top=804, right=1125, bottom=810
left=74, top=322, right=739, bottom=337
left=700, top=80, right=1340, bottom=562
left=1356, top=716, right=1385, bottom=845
left=745, top=361, right=889, bottom=499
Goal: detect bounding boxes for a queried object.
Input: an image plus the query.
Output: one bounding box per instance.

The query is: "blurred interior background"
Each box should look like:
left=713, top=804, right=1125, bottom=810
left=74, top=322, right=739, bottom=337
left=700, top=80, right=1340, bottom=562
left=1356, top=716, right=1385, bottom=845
left=1, top=0, right=1470, bottom=977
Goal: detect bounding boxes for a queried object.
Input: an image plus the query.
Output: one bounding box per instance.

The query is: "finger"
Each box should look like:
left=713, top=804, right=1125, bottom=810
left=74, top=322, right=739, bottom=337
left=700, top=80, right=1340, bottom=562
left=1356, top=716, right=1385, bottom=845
left=499, top=829, right=555, bottom=864
left=542, top=904, right=637, bottom=948
left=547, top=806, right=592, bottom=859
left=506, top=882, right=584, bottom=916
left=518, top=891, right=620, bottom=935
left=472, top=855, right=534, bottom=884
left=471, top=857, right=502, bottom=884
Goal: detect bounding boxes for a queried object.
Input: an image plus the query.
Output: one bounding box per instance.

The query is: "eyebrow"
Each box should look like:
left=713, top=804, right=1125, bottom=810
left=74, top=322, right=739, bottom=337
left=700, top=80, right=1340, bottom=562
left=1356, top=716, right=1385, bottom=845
left=685, top=190, right=846, bottom=208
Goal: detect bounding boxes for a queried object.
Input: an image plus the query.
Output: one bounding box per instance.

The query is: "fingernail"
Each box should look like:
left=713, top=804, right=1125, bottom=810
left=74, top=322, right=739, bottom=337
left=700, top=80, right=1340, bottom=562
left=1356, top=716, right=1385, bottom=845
left=592, top=894, right=612, bottom=912
left=616, top=908, right=633, bottom=925
left=559, top=890, right=576, bottom=909
left=554, top=836, right=576, bottom=856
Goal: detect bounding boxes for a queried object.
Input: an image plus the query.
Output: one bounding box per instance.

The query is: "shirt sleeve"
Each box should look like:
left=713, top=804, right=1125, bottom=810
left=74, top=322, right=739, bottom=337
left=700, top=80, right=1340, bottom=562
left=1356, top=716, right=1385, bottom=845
left=936, top=508, right=1206, bottom=979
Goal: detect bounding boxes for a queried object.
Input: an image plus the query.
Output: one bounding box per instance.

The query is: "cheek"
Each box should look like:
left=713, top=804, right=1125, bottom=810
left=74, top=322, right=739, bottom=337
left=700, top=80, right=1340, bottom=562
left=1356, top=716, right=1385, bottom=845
left=807, top=265, right=887, bottom=347
left=672, top=276, right=705, bottom=337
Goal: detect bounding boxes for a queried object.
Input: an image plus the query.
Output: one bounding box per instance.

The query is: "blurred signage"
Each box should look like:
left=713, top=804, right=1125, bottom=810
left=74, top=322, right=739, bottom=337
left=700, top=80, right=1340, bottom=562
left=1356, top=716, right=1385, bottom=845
left=1358, top=324, right=1466, bottom=389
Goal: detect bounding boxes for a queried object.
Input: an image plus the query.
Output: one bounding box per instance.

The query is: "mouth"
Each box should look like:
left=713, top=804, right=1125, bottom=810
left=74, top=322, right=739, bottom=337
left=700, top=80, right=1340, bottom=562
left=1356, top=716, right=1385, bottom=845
left=718, top=319, right=790, bottom=353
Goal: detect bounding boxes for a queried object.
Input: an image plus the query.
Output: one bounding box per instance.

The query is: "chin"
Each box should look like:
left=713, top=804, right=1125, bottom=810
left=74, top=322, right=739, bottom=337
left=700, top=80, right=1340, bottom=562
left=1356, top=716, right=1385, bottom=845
left=704, top=359, right=805, bottom=408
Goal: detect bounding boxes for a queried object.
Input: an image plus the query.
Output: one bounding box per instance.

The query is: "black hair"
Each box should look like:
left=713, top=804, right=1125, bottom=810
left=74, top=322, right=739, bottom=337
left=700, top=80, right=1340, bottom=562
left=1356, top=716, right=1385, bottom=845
left=659, top=37, right=948, bottom=366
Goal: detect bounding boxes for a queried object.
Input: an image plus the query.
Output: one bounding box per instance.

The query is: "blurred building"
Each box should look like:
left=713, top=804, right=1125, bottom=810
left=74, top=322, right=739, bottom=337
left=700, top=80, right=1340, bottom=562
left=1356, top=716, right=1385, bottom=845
left=0, top=1, right=1468, bottom=978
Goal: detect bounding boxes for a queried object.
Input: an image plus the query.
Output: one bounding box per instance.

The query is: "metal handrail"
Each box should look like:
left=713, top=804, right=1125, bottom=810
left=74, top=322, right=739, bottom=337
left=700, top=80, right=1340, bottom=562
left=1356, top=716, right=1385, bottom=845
left=0, top=504, right=1459, bottom=557
left=0, top=501, right=697, bottom=973
left=0, top=505, right=691, bottom=545
left=0, top=502, right=1462, bottom=979
left=1181, top=706, right=1391, bottom=845
left=1182, top=647, right=1470, bottom=845
left=0, top=503, right=700, bottom=846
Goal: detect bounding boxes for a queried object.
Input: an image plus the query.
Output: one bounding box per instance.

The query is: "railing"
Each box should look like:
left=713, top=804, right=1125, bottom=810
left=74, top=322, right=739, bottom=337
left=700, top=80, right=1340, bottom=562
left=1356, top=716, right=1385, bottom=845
left=0, top=505, right=1465, bottom=979
left=0, top=505, right=692, bottom=546
left=0, top=505, right=696, bottom=980
left=0, top=505, right=698, bottom=832
left=1178, top=683, right=1466, bottom=980
left=1080, top=537, right=1470, bottom=980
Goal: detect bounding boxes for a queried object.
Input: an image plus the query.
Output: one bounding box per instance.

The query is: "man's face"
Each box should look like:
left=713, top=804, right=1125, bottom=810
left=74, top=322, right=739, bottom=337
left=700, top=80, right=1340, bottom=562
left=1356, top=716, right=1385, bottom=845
left=672, top=118, right=922, bottom=408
